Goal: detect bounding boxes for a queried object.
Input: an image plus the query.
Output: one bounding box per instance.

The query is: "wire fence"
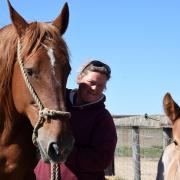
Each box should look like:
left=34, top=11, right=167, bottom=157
left=105, top=115, right=172, bottom=180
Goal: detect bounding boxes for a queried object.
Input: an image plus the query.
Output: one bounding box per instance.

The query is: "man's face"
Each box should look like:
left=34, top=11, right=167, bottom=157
left=77, top=71, right=107, bottom=104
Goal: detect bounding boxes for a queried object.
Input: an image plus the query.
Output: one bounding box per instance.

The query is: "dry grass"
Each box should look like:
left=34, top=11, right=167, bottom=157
left=114, top=157, right=159, bottom=180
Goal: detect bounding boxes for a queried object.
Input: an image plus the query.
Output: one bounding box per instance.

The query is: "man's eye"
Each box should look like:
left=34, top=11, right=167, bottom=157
left=89, top=81, right=95, bottom=85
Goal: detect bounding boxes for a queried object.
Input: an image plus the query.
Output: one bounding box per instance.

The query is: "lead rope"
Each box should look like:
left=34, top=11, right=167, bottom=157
left=51, top=163, right=61, bottom=180
left=17, top=39, right=70, bottom=180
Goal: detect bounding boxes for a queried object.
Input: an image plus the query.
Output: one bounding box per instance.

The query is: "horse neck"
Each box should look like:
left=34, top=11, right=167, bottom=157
left=0, top=112, right=33, bottom=145
left=0, top=25, right=17, bottom=144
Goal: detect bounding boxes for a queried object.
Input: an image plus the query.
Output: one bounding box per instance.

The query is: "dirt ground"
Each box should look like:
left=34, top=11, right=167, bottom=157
left=114, top=157, right=159, bottom=180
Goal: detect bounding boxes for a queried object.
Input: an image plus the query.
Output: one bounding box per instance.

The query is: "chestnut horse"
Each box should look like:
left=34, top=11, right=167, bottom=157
left=0, top=1, right=74, bottom=180
left=156, top=93, right=180, bottom=180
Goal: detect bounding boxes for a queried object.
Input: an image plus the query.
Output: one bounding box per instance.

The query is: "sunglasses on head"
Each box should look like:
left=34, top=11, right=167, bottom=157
left=82, top=60, right=111, bottom=75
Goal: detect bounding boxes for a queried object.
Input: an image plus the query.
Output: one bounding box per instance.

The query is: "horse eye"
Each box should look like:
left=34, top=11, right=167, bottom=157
left=26, top=68, right=34, bottom=76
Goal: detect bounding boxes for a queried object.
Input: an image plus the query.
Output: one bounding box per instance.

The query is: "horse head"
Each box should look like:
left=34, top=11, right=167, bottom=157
left=161, top=93, right=180, bottom=180
left=7, top=0, right=74, bottom=163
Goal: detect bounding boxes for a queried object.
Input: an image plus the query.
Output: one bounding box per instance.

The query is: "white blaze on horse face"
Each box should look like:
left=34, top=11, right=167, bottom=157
left=47, top=48, right=60, bottom=86
left=47, top=48, right=55, bottom=71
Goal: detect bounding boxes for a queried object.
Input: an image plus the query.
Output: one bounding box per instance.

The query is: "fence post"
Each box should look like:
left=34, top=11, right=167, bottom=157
left=132, top=126, right=141, bottom=180
left=163, top=127, right=172, bottom=149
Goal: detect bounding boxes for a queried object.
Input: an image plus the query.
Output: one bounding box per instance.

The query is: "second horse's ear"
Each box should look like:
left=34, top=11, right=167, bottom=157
left=52, top=2, right=69, bottom=35
left=7, top=0, right=28, bottom=37
left=163, top=92, right=180, bottom=124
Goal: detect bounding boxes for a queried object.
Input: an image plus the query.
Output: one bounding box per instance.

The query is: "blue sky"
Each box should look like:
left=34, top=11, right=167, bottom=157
left=1, top=0, right=180, bottom=115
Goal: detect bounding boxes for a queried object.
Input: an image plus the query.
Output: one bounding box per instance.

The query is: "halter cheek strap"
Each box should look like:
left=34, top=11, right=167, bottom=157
left=17, top=39, right=70, bottom=180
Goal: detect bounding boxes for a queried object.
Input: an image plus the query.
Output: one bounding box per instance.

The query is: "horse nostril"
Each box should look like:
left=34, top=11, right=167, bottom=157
left=49, top=143, right=60, bottom=157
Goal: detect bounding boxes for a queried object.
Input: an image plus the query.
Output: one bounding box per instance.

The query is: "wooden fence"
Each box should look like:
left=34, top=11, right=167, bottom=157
left=105, top=114, right=172, bottom=179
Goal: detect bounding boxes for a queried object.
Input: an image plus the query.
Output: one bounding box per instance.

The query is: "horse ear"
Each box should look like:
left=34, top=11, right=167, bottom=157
left=7, top=0, right=28, bottom=37
left=163, top=92, right=180, bottom=124
left=52, top=2, right=69, bottom=35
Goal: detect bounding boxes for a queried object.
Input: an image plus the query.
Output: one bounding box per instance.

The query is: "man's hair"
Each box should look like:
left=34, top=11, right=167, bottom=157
left=79, top=60, right=111, bottom=80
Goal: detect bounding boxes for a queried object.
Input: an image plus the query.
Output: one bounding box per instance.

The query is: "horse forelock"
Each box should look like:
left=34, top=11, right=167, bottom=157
left=22, top=22, right=70, bottom=61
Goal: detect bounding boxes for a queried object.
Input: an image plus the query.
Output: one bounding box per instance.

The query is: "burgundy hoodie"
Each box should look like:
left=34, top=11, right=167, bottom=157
left=35, top=89, right=117, bottom=180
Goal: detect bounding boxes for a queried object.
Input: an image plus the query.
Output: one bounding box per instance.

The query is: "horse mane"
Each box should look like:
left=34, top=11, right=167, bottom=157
left=0, top=22, right=69, bottom=133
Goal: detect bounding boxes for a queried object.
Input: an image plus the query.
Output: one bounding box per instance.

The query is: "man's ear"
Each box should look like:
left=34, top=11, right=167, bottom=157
left=76, top=75, right=81, bottom=84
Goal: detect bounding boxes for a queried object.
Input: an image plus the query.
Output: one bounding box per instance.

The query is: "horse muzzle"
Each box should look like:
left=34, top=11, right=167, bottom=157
left=37, top=134, right=74, bottom=163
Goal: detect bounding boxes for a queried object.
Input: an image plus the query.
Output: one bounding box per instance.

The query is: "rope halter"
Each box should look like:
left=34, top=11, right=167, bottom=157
left=17, top=39, right=71, bottom=180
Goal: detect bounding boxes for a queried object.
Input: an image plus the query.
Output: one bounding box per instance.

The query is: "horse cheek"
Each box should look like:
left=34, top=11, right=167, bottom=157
left=12, top=64, right=30, bottom=114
